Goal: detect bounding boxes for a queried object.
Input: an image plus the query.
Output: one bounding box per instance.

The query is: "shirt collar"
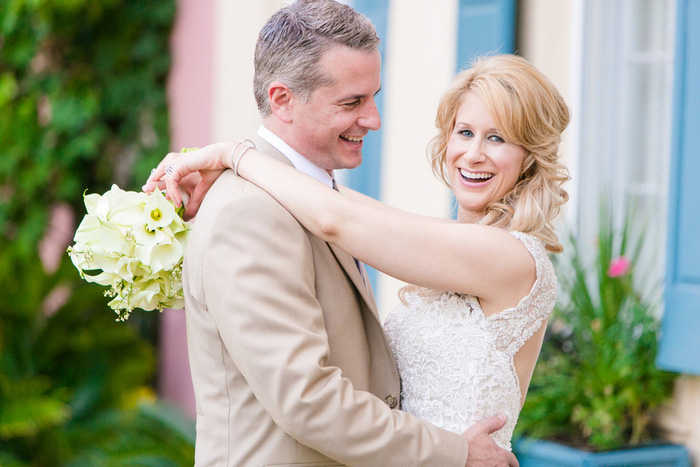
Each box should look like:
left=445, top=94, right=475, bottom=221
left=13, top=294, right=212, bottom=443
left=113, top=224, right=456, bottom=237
left=257, top=125, right=335, bottom=188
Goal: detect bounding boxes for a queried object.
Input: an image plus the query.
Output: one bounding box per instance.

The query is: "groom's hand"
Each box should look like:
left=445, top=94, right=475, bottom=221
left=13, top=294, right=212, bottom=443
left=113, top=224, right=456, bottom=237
left=462, top=414, right=519, bottom=467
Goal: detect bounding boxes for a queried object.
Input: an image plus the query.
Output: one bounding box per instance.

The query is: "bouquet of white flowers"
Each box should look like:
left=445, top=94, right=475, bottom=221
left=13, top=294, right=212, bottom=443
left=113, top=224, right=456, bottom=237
left=67, top=184, right=191, bottom=321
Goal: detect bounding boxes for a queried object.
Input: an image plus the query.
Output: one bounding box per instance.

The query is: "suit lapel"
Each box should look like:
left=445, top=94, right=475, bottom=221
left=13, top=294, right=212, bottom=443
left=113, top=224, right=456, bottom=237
left=328, top=244, right=380, bottom=318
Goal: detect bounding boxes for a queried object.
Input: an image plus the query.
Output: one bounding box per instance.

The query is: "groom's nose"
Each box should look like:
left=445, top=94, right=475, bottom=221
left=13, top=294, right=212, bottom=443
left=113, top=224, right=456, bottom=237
left=358, top=98, right=381, bottom=131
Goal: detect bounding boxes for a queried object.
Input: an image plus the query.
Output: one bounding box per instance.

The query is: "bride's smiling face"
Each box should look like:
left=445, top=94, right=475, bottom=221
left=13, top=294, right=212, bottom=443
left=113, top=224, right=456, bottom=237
left=446, top=91, right=527, bottom=223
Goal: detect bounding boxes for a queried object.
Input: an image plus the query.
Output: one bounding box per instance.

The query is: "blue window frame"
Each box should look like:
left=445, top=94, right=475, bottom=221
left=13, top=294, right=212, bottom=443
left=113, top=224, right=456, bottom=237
left=344, top=0, right=388, bottom=201
left=657, top=0, right=700, bottom=374
left=457, top=0, right=517, bottom=70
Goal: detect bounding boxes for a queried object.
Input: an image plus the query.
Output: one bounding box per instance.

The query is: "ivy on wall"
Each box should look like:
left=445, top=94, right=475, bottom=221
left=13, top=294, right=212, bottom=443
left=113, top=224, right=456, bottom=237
left=0, top=0, right=194, bottom=464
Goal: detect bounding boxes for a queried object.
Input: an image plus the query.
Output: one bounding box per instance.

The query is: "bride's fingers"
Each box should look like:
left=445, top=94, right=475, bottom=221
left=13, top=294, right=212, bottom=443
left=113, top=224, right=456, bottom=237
left=145, top=146, right=227, bottom=214
left=164, top=170, right=184, bottom=206
left=146, top=152, right=181, bottom=185
left=142, top=179, right=166, bottom=193
left=183, top=180, right=208, bottom=220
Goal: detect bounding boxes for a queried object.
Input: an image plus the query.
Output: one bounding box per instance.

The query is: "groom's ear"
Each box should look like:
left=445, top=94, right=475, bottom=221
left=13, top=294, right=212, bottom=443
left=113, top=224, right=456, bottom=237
left=268, top=82, right=294, bottom=123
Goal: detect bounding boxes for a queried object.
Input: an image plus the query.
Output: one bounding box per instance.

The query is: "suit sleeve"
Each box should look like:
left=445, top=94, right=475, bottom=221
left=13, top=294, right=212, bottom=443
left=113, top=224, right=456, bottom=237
left=202, top=189, right=468, bottom=466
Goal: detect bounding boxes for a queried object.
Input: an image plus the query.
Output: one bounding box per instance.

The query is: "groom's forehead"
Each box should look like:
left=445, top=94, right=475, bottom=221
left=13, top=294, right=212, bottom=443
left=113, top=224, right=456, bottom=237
left=313, top=47, right=382, bottom=89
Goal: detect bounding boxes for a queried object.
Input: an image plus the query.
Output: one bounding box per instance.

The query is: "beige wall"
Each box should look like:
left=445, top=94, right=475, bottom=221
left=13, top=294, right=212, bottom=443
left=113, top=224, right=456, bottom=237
left=661, top=376, right=700, bottom=460
left=210, top=0, right=286, bottom=142
left=518, top=0, right=573, bottom=103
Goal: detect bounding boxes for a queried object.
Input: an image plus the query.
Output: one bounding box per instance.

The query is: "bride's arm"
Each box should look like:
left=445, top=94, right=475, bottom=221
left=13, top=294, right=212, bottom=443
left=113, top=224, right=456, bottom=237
left=232, top=148, right=535, bottom=305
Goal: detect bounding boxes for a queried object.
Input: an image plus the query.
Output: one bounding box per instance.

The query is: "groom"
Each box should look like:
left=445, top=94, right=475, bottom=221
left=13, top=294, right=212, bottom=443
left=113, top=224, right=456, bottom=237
left=179, top=1, right=517, bottom=465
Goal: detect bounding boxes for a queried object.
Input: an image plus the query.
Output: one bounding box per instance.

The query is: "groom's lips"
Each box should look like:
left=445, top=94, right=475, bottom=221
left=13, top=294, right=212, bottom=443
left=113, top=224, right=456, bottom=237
left=340, top=134, right=363, bottom=143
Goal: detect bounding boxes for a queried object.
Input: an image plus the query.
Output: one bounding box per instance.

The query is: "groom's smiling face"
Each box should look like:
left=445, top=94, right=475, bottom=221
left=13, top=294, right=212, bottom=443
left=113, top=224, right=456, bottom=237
left=286, top=45, right=382, bottom=172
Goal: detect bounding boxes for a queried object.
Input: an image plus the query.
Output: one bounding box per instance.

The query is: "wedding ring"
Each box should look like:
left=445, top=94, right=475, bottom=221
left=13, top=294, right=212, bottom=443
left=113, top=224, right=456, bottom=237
left=150, top=168, right=156, bottom=175
left=165, top=165, right=174, bottom=176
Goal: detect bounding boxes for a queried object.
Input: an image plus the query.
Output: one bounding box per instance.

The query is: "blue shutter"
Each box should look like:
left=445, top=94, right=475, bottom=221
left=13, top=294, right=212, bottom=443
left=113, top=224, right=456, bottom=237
left=346, top=0, right=388, bottom=289
left=457, top=0, right=517, bottom=70
left=657, top=0, right=700, bottom=374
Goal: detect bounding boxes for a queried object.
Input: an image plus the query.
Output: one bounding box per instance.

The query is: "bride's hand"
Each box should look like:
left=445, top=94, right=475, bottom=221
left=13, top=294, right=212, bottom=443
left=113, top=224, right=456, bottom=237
left=143, top=142, right=235, bottom=220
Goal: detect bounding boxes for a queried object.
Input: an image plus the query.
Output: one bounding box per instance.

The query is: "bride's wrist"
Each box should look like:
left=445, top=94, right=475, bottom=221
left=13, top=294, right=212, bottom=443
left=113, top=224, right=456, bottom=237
left=229, top=139, right=256, bottom=175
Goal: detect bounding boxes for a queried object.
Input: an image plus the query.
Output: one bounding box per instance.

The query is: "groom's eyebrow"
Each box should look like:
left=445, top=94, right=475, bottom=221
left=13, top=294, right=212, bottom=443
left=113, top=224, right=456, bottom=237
left=338, top=88, right=382, bottom=102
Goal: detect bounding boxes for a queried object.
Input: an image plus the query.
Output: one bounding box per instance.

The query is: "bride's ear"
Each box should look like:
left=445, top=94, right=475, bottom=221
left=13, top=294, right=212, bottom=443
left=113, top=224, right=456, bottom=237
left=268, top=82, right=294, bottom=123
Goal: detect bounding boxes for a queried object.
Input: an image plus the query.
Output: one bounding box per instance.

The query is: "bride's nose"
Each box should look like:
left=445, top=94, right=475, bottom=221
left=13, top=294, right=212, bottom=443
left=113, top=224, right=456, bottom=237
left=463, top=139, right=487, bottom=164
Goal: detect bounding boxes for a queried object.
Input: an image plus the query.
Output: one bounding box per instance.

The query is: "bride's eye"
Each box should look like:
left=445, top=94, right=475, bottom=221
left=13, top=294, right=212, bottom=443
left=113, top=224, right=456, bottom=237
left=488, top=134, right=505, bottom=143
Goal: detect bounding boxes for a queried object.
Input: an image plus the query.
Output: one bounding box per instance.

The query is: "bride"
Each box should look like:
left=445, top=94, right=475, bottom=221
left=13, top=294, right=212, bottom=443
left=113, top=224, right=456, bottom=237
left=148, top=54, right=570, bottom=450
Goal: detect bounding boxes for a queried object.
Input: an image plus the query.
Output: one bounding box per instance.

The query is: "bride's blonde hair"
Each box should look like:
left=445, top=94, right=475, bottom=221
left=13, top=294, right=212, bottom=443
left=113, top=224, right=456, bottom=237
left=430, top=54, right=570, bottom=253
left=400, top=55, right=570, bottom=302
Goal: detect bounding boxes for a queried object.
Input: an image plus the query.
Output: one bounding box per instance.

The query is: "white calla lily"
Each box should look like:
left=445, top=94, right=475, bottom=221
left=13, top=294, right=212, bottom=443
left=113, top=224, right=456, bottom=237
left=106, top=189, right=147, bottom=227
left=97, top=220, right=127, bottom=255
left=115, top=256, right=142, bottom=282
left=149, top=240, right=183, bottom=272
left=84, top=192, right=101, bottom=216
left=144, top=189, right=175, bottom=230
left=73, top=215, right=102, bottom=245
left=130, top=279, right=162, bottom=311
left=68, top=183, right=192, bottom=321
left=82, top=270, right=120, bottom=287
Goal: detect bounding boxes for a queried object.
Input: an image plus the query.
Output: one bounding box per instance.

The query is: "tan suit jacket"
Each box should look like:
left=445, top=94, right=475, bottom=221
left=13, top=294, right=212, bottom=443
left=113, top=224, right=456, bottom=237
left=183, top=136, right=468, bottom=466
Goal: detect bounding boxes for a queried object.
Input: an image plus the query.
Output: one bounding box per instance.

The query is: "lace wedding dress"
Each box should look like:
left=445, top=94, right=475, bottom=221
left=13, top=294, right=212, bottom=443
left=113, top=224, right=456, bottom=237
left=383, top=231, right=557, bottom=450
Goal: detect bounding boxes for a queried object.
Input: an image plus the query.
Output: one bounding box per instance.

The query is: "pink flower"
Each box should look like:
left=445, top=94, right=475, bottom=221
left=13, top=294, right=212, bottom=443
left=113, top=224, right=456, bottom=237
left=608, top=256, right=631, bottom=278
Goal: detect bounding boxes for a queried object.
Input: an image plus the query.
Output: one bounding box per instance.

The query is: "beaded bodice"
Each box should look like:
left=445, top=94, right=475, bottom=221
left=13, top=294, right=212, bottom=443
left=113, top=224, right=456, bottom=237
left=383, top=232, right=557, bottom=450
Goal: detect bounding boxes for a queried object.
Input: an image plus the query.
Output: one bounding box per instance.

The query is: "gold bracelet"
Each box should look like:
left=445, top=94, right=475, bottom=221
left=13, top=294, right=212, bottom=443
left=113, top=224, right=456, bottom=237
left=230, top=139, right=256, bottom=176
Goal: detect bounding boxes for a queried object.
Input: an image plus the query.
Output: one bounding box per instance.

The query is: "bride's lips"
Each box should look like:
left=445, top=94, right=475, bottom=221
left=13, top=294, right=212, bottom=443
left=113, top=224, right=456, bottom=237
left=459, top=168, right=494, bottom=185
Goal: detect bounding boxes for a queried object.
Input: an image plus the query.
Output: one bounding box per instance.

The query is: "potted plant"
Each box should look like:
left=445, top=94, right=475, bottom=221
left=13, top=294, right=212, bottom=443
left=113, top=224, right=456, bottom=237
left=513, top=207, right=690, bottom=466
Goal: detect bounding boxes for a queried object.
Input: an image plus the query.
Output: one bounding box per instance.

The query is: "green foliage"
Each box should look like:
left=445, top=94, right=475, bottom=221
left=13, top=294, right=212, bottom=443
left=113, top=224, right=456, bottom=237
left=61, top=402, right=196, bottom=467
left=0, top=0, right=174, bottom=253
left=0, top=249, right=194, bottom=465
left=0, top=0, right=195, bottom=464
left=516, top=205, right=677, bottom=451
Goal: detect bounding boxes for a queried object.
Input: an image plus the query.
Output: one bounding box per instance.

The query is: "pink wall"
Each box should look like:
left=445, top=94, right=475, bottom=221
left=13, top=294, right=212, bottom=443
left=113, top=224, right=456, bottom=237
left=158, top=0, right=215, bottom=419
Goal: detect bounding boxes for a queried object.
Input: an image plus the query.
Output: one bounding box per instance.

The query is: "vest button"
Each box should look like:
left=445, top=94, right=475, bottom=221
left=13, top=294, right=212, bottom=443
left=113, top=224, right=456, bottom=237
left=385, top=394, right=398, bottom=409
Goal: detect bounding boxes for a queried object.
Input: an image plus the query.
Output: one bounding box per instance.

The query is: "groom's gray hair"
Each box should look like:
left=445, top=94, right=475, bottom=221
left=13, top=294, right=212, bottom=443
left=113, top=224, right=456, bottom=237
left=253, top=0, right=379, bottom=116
